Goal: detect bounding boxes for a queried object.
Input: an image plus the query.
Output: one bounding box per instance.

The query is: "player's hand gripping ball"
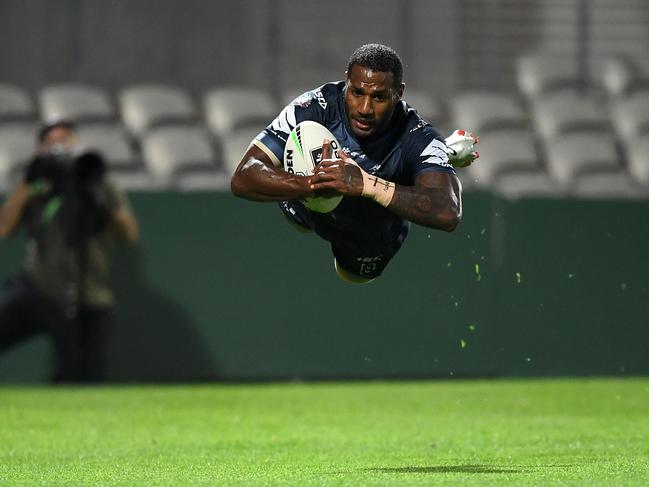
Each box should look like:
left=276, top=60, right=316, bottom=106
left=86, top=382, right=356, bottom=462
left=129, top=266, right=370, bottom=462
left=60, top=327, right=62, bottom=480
left=445, top=129, right=480, bottom=168
left=284, top=121, right=344, bottom=213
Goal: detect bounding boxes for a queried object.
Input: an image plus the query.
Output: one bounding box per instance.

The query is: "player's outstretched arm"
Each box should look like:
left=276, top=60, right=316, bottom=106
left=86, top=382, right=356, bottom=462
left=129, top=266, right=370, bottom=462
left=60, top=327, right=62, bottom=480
left=231, top=145, right=315, bottom=202
left=310, top=141, right=461, bottom=231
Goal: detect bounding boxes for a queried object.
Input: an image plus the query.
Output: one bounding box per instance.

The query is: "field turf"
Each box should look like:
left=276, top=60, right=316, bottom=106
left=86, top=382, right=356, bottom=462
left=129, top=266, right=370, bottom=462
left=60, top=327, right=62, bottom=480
left=1, top=378, right=648, bottom=486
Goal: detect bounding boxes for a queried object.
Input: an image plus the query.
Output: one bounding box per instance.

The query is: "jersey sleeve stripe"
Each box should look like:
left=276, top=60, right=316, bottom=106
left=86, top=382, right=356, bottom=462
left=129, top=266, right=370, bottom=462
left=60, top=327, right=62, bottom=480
left=252, top=138, right=282, bottom=168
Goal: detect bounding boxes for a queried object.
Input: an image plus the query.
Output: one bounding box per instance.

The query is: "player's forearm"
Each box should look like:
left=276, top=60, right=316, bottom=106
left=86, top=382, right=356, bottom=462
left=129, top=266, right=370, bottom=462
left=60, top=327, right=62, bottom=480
left=0, top=182, right=30, bottom=238
left=231, top=159, right=313, bottom=202
left=387, top=185, right=461, bottom=231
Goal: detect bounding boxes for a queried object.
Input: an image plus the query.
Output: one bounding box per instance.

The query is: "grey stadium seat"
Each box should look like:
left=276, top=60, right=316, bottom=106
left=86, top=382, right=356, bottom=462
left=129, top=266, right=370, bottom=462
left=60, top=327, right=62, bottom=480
left=220, top=126, right=265, bottom=175
left=450, top=91, right=528, bottom=134
left=516, top=55, right=580, bottom=99
left=76, top=124, right=138, bottom=171
left=0, top=124, right=37, bottom=190
left=0, top=84, right=35, bottom=121
left=571, top=171, right=646, bottom=200
left=531, top=91, right=610, bottom=140
left=141, top=125, right=218, bottom=187
left=492, top=172, right=564, bottom=200
left=596, top=57, right=638, bottom=98
left=610, top=89, right=649, bottom=143
left=204, top=87, right=276, bottom=137
left=626, top=133, right=649, bottom=188
left=177, top=171, right=230, bottom=191
left=402, top=90, right=445, bottom=126
left=545, top=132, right=622, bottom=187
left=119, top=85, right=197, bottom=137
left=39, top=84, right=114, bottom=123
left=465, top=130, right=542, bottom=188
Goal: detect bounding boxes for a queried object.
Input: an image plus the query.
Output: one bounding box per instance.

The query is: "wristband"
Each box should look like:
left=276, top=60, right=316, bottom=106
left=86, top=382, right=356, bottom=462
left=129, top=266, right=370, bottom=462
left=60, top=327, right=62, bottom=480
left=360, top=171, right=396, bottom=207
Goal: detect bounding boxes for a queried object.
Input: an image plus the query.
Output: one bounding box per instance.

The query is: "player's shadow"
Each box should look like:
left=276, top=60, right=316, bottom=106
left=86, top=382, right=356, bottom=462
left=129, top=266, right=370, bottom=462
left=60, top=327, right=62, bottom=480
left=367, top=465, right=524, bottom=474
left=107, top=247, right=219, bottom=381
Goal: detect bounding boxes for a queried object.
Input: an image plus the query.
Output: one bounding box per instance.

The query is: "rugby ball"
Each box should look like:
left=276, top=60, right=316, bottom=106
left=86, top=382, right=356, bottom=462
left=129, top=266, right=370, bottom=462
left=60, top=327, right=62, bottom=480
left=283, top=121, right=343, bottom=213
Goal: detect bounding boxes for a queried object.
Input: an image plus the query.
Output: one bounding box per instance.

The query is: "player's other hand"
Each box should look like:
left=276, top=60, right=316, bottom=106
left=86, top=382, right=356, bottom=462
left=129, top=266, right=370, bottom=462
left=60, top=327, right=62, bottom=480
left=310, top=139, right=363, bottom=197
left=445, top=129, right=479, bottom=168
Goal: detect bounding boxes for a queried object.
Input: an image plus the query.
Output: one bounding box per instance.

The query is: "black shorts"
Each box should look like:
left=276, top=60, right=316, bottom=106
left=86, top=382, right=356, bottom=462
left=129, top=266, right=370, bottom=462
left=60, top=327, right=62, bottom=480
left=279, top=201, right=400, bottom=279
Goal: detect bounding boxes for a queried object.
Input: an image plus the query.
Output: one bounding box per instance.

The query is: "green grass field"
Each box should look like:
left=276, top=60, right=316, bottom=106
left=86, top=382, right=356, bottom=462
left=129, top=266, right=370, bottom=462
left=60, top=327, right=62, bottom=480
left=1, top=378, right=648, bottom=486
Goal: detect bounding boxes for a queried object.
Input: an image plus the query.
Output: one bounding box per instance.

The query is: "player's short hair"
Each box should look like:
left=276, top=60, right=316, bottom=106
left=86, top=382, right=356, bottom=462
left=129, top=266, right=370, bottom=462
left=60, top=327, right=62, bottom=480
left=37, top=119, right=77, bottom=144
left=346, top=44, right=403, bottom=88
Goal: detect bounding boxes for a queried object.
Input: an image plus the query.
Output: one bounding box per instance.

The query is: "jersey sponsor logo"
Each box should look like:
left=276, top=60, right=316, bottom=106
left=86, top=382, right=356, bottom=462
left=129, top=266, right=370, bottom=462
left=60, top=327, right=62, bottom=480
left=315, top=90, right=327, bottom=110
left=420, top=138, right=452, bottom=168
left=409, top=120, right=427, bottom=133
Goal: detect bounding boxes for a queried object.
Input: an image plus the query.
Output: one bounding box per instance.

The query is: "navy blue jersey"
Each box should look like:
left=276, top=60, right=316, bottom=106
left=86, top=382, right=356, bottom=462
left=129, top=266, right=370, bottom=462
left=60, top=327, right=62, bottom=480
left=254, top=81, right=456, bottom=261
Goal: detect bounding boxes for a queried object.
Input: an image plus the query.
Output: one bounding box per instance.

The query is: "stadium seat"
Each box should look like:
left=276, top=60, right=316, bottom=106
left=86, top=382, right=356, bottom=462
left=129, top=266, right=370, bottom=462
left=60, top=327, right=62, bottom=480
left=516, top=55, right=580, bottom=99
left=464, top=130, right=542, bottom=188
left=39, top=84, right=114, bottom=123
left=544, top=132, right=622, bottom=187
left=610, top=89, right=649, bottom=143
left=449, top=91, right=528, bottom=134
left=141, top=125, right=218, bottom=187
left=220, top=126, right=264, bottom=175
left=492, top=172, right=564, bottom=200
left=531, top=91, right=611, bottom=140
left=177, top=171, right=230, bottom=191
left=76, top=124, right=138, bottom=172
left=402, top=89, right=445, bottom=126
left=571, top=171, right=646, bottom=200
left=626, top=133, right=649, bottom=188
left=0, top=84, right=35, bottom=122
left=119, top=85, right=197, bottom=137
left=204, top=87, right=276, bottom=137
left=0, top=124, right=37, bottom=189
left=596, top=57, right=638, bottom=98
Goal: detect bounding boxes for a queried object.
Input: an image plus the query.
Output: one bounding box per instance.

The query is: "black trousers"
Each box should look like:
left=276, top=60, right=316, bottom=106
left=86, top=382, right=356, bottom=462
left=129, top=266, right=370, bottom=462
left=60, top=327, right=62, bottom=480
left=0, top=275, right=113, bottom=382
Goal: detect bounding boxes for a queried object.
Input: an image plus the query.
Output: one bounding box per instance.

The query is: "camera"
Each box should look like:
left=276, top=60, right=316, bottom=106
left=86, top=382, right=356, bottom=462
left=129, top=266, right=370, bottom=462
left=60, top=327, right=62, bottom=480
left=25, top=149, right=114, bottom=240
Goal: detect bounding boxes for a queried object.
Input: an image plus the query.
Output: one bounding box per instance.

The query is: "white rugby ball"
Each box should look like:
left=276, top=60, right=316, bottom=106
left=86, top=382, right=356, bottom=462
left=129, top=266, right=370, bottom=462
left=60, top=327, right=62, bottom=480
left=283, top=120, right=343, bottom=213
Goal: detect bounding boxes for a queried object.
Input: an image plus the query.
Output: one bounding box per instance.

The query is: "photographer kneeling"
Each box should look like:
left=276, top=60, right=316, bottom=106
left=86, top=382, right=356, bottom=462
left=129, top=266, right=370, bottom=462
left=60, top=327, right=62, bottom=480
left=0, top=120, right=139, bottom=382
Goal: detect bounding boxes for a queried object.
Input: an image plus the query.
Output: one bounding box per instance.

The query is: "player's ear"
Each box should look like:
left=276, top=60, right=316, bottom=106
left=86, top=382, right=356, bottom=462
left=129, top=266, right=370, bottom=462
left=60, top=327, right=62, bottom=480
left=395, top=82, right=405, bottom=101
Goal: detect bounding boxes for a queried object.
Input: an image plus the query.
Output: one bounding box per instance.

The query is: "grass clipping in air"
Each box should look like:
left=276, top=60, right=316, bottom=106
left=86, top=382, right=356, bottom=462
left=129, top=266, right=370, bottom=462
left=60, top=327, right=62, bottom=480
left=1, top=379, right=648, bottom=486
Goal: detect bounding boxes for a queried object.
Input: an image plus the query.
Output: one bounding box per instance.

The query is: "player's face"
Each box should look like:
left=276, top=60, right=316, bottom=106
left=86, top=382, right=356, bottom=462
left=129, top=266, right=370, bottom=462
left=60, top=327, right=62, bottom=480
left=40, top=127, right=77, bottom=154
left=344, top=64, right=404, bottom=139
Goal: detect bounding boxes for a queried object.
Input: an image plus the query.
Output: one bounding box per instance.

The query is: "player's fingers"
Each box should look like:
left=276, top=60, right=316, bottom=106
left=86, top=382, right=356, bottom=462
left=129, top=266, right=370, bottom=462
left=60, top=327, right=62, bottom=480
left=321, top=139, right=331, bottom=160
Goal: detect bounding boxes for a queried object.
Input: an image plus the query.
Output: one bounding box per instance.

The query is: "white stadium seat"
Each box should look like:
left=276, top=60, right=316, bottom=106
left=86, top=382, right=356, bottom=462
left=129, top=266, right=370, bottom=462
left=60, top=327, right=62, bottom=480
left=531, top=91, right=611, bottom=140
left=204, top=87, right=276, bottom=137
left=571, top=171, right=646, bottom=200
left=465, top=130, right=542, bottom=188
left=39, top=84, right=114, bottom=123
left=626, top=133, right=649, bottom=188
left=516, top=55, right=580, bottom=99
left=76, top=124, right=138, bottom=171
left=141, top=125, right=217, bottom=187
left=402, top=90, right=445, bottom=126
left=544, top=132, right=622, bottom=186
left=610, top=89, right=649, bottom=143
left=450, top=92, right=528, bottom=134
left=119, top=85, right=197, bottom=137
left=220, top=126, right=264, bottom=175
left=492, top=172, right=564, bottom=200
left=596, top=57, right=638, bottom=98
left=0, top=84, right=35, bottom=121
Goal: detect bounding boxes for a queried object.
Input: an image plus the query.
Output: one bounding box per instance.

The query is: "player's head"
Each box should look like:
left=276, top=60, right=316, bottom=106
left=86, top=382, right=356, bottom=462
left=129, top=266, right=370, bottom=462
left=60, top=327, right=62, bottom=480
left=38, top=119, right=78, bottom=154
left=344, top=43, right=405, bottom=139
